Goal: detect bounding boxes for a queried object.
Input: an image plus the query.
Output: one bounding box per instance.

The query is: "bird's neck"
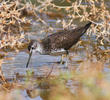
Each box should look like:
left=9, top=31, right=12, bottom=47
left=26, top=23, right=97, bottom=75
left=36, top=42, right=45, bottom=54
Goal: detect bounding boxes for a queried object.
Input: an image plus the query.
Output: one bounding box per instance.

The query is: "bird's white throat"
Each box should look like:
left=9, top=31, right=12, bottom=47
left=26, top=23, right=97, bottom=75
left=35, top=42, right=44, bottom=54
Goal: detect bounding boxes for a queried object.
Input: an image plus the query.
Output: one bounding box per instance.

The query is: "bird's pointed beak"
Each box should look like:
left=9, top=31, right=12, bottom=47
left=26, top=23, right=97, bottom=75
left=26, top=50, right=33, bottom=68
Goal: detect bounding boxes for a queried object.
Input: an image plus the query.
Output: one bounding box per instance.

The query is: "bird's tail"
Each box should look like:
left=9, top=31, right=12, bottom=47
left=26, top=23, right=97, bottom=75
left=84, top=22, right=92, bottom=32
left=78, top=22, right=92, bottom=37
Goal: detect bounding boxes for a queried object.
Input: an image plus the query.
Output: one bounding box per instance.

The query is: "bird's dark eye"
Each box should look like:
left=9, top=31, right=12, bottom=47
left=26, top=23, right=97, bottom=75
left=31, top=47, right=34, bottom=49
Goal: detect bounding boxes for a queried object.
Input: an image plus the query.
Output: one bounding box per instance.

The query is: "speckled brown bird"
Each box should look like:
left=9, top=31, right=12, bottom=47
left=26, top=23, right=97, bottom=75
left=26, top=22, right=92, bottom=68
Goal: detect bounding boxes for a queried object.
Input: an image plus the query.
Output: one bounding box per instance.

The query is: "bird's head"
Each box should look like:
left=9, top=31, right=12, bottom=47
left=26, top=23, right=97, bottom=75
left=26, top=40, right=38, bottom=68
left=28, top=40, right=38, bottom=53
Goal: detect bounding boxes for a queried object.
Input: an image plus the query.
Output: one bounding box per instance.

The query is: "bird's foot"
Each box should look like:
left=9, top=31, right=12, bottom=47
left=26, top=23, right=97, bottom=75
left=57, top=61, right=65, bottom=64
left=26, top=69, right=34, bottom=77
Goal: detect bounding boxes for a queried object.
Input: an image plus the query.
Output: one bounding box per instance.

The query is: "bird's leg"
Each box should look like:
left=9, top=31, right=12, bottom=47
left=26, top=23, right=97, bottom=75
left=60, top=54, right=65, bottom=64
left=65, top=50, right=69, bottom=67
left=59, top=51, right=69, bottom=66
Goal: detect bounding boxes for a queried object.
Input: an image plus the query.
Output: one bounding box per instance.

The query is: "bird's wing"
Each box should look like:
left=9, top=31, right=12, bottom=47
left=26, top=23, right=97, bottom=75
left=41, top=22, right=91, bottom=51
left=41, top=29, right=79, bottom=51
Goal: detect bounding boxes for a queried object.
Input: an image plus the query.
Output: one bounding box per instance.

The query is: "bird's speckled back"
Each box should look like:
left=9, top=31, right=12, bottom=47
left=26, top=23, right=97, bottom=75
left=41, top=22, right=92, bottom=52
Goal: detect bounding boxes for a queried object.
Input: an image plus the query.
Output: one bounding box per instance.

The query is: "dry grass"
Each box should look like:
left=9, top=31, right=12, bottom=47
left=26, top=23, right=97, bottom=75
left=32, top=0, right=110, bottom=42
left=0, top=0, right=31, bottom=50
left=0, top=0, right=109, bottom=50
